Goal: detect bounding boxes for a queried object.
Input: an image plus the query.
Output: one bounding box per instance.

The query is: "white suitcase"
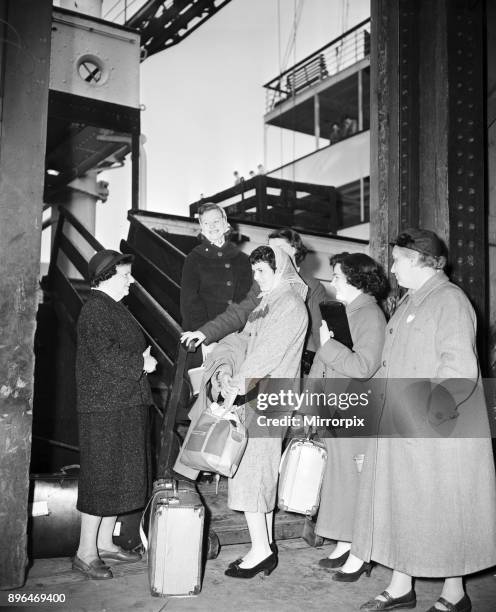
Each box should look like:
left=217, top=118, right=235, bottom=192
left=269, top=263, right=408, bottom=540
left=146, top=480, right=205, bottom=597
left=278, top=437, right=327, bottom=516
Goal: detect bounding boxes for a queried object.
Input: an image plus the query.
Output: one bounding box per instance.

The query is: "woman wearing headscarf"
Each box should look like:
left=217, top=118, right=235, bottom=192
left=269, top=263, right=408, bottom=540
left=181, top=227, right=326, bottom=374
left=175, top=245, right=308, bottom=578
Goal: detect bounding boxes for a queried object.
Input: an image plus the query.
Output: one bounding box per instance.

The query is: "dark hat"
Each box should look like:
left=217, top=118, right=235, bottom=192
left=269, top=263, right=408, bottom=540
left=88, top=250, right=134, bottom=281
left=392, top=228, right=444, bottom=257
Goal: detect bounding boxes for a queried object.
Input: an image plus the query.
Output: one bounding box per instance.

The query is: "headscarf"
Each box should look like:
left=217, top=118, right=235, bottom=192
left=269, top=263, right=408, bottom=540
left=258, top=246, right=308, bottom=301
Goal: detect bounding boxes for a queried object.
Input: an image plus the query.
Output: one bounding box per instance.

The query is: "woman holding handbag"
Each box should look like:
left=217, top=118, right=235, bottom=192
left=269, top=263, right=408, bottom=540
left=307, top=252, right=388, bottom=581
left=176, top=245, right=308, bottom=578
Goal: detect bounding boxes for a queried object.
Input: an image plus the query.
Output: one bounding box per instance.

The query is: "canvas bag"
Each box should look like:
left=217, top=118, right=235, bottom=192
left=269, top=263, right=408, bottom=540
left=178, top=394, right=248, bottom=477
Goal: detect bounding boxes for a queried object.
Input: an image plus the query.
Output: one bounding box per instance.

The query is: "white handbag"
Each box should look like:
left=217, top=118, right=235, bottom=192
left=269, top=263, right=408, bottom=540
left=278, top=435, right=327, bottom=516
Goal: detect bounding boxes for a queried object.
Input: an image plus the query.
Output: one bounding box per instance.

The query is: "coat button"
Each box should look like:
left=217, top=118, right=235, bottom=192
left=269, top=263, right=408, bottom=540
left=226, top=281, right=232, bottom=286
left=217, top=252, right=222, bottom=257
left=382, top=360, right=386, bottom=367
left=389, top=328, right=393, bottom=334
left=225, top=263, right=231, bottom=268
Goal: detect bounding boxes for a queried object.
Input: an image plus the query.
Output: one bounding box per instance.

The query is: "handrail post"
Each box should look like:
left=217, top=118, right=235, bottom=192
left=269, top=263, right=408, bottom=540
left=255, top=175, right=267, bottom=223
left=47, top=207, right=64, bottom=283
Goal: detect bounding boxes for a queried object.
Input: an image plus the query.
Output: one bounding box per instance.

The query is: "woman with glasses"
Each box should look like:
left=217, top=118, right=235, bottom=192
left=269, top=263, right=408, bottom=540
left=308, top=252, right=388, bottom=581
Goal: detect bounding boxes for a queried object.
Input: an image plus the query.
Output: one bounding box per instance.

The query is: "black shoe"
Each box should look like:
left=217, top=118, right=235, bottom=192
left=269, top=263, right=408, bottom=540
left=318, top=550, right=350, bottom=569
left=360, top=590, right=416, bottom=611
left=224, top=552, right=277, bottom=578
left=426, top=594, right=471, bottom=612
left=228, top=542, right=278, bottom=570
left=332, top=561, right=373, bottom=582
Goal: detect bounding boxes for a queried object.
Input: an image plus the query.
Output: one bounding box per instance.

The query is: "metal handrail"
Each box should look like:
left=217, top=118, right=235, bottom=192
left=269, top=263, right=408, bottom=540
left=264, top=18, right=370, bottom=113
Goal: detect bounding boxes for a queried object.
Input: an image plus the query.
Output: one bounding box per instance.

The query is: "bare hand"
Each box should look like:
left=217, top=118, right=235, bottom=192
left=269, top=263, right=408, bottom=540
left=218, top=372, right=238, bottom=398
left=181, top=330, right=206, bottom=348
left=319, top=321, right=334, bottom=347
left=143, top=346, right=157, bottom=373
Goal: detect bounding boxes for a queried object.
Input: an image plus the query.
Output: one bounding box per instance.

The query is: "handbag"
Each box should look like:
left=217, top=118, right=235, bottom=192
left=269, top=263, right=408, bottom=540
left=278, top=434, right=327, bottom=516
left=178, top=394, right=248, bottom=478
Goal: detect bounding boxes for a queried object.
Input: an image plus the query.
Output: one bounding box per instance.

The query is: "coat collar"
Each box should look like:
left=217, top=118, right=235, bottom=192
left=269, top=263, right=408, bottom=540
left=195, top=237, right=240, bottom=259
left=345, top=292, right=377, bottom=314
left=407, top=270, right=449, bottom=306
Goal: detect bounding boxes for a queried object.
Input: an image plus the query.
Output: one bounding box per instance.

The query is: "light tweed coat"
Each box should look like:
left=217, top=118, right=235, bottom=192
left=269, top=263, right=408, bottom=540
left=352, top=272, right=496, bottom=576
left=308, top=293, right=386, bottom=542
left=176, top=248, right=308, bottom=513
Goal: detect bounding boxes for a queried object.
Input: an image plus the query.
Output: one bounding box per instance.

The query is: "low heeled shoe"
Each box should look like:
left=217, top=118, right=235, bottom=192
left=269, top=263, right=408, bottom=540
left=360, top=590, right=417, bottom=611
left=98, top=547, right=142, bottom=563
left=224, top=552, right=277, bottom=578
left=318, top=549, right=350, bottom=569
left=426, top=594, right=471, bottom=612
left=228, top=542, right=278, bottom=570
left=72, top=555, right=113, bottom=580
left=332, top=561, right=372, bottom=582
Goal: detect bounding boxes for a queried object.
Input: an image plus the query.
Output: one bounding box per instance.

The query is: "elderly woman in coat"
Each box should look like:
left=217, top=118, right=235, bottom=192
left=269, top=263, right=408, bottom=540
left=74, top=250, right=157, bottom=579
left=307, top=253, right=387, bottom=580
left=176, top=245, right=308, bottom=578
left=352, top=229, right=496, bottom=612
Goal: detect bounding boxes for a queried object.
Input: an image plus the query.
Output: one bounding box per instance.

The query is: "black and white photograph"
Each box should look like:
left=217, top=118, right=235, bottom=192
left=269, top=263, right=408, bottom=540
left=1, top=0, right=496, bottom=610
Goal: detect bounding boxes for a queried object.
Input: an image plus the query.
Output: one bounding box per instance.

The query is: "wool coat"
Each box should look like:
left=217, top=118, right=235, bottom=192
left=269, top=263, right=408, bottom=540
left=199, top=272, right=325, bottom=354
left=351, top=272, right=496, bottom=576
left=76, top=290, right=152, bottom=413
left=307, top=293, right=386, bottom=542
left=180, top=237, right=252, bottom=331
left=176, top=250, right=308, bottom=513
left=76, top=290, right=152, bottom=515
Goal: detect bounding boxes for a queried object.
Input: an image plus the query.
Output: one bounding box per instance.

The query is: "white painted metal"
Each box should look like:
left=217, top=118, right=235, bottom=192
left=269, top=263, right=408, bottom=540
left=50, top=8, right=140, bottom=108
left=60, top=0, right=103, bottom=18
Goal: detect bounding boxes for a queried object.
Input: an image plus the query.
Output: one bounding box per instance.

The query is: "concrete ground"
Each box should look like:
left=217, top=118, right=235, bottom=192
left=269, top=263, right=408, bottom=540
left=6, top=539, right=496, bottom=612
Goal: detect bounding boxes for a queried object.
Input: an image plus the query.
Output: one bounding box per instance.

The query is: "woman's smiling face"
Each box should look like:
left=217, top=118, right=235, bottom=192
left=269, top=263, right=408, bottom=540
left=252, top=261, right=276, bottom=292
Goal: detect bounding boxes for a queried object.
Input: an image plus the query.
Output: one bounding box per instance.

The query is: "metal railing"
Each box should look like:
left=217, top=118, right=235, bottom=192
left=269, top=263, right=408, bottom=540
left=102, top=0, right=152, bottom=24
left=189, top=174, right=339, bottom=234
left=264, top=18, right=370, bottom=113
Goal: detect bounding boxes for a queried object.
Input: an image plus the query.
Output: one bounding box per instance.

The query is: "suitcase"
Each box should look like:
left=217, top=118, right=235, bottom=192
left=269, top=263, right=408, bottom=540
left=29, top=466, right=144, bottom=558
left=146, top=479, right=205, bottom=597
left=278, top=436, right=327, bottom=516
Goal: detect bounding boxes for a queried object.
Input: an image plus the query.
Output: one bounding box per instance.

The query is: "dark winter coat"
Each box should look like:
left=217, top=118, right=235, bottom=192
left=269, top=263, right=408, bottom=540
left=76, top=290, right=153, bottom=413
left=180, top=238, right=252, bottom=331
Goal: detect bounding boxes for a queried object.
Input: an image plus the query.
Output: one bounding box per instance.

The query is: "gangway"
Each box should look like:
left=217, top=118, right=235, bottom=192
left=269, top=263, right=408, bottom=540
left=40, top=207, right=366, bottom=554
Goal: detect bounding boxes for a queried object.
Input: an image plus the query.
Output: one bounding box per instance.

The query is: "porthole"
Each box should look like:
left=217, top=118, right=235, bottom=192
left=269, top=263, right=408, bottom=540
left=76, top=54, right=107, bottom=85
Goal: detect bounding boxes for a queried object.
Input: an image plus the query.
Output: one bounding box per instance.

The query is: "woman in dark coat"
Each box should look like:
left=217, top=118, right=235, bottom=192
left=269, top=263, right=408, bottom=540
left=73, top=250, right=157, bottom=580
left=180, top=203, right=252, bottom=332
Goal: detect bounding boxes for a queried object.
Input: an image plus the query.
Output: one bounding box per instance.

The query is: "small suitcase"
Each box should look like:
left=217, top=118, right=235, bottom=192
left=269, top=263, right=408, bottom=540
left=146, top=479, right=204, bottom=597
left=278, top=436, right=327, bottom=516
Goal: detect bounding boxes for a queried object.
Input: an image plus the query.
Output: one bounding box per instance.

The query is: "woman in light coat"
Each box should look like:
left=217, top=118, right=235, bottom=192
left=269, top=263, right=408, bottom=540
left=176, top=245, right=308, bottom=579
left=307, top=253, right=387, bottom=579
left=353, top=229, right=496, bottom=612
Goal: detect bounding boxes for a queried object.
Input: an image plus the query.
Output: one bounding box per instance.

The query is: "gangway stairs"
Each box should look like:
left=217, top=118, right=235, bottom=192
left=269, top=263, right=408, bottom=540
left=42, top=208, right=371, bottom=553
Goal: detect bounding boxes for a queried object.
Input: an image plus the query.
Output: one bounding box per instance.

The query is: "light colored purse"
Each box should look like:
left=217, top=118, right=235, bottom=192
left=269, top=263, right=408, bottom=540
left=179, top=394, right=248, bottom=478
